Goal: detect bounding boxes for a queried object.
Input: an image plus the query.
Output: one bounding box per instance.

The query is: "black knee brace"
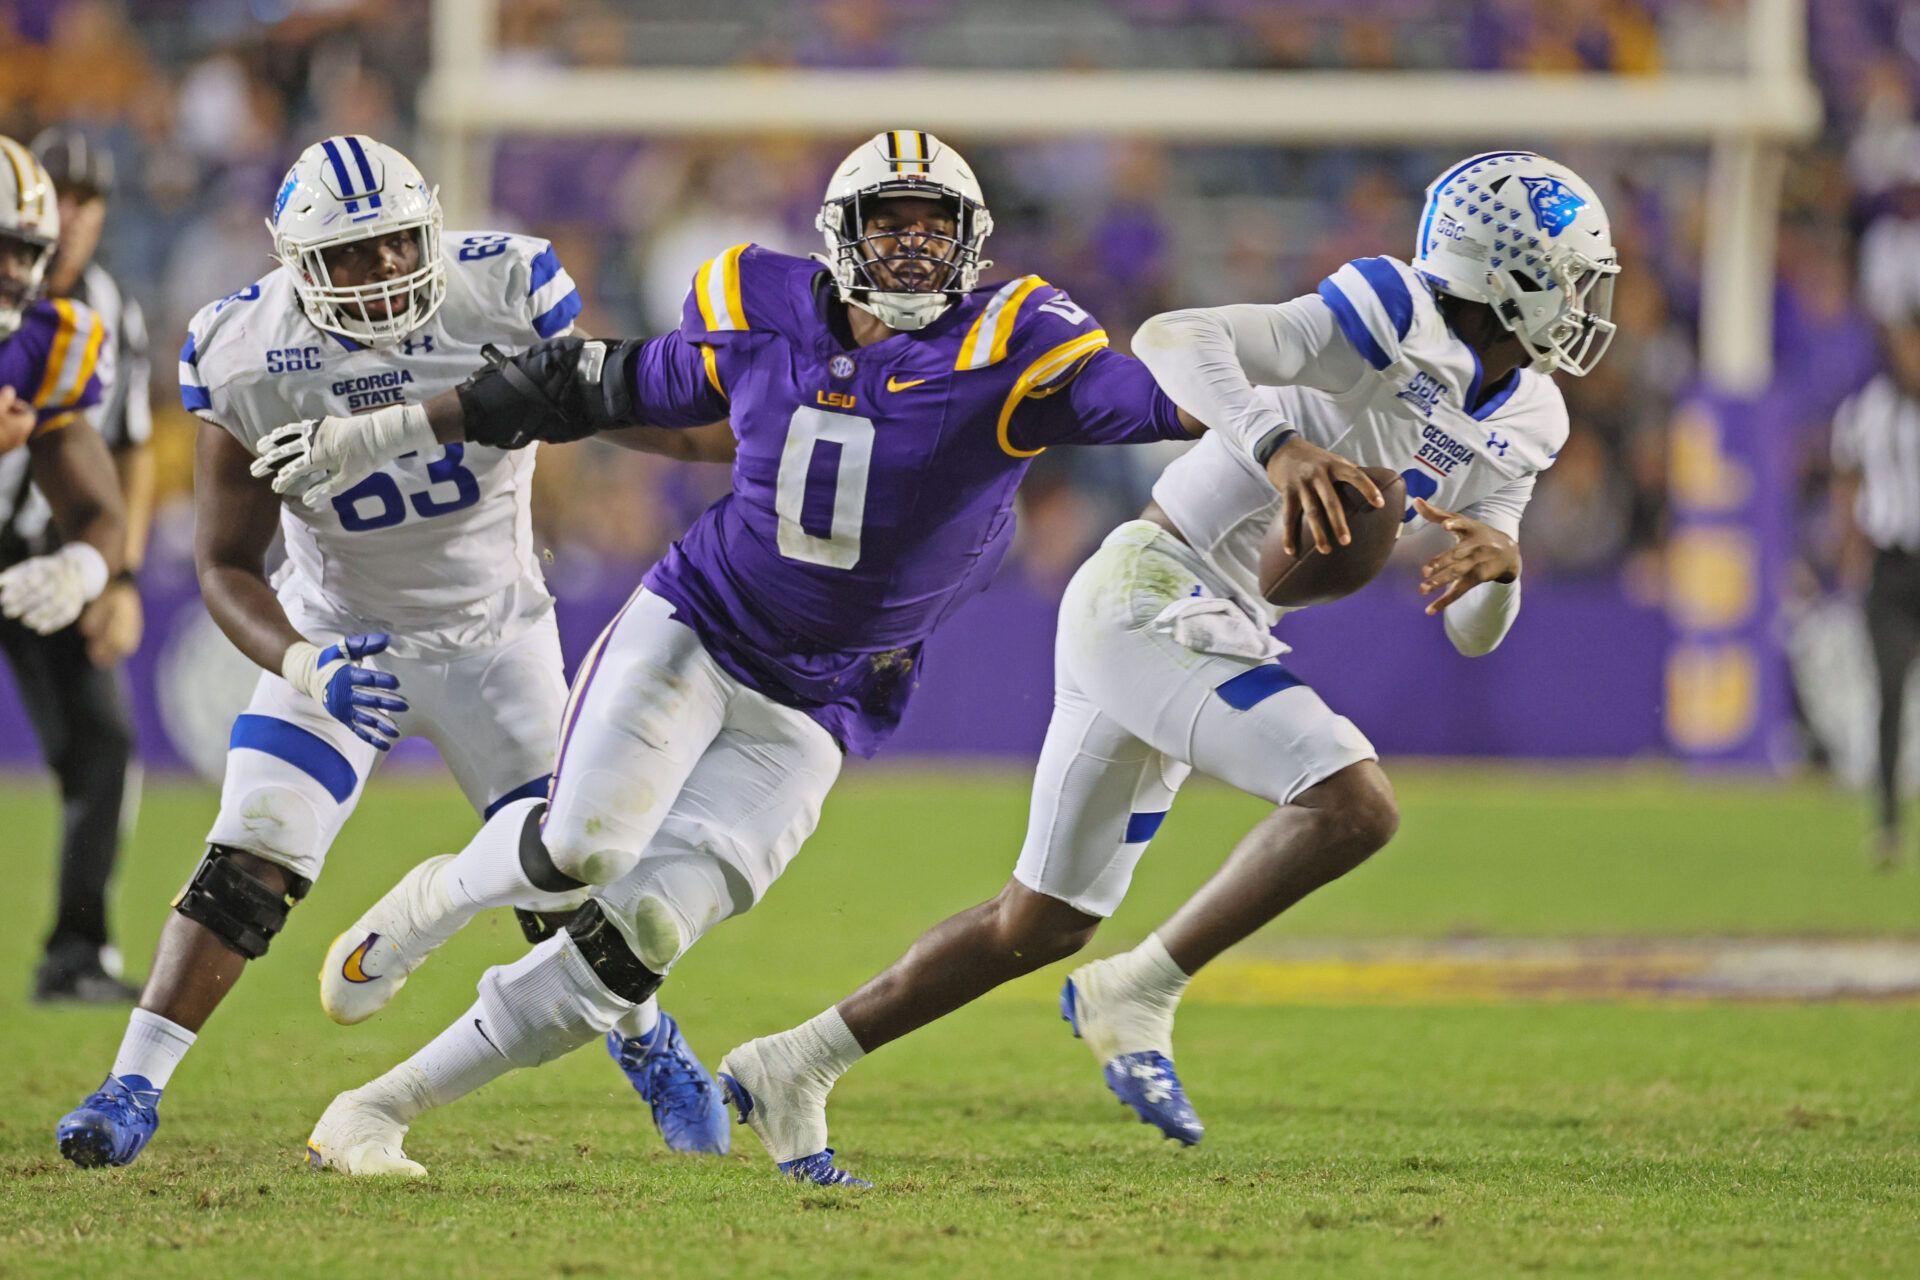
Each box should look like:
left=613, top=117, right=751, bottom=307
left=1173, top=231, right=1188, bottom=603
left=171, top=845, right=310, bottom=960
left=563, top=900, right=664, bottom=1004
left=513, top=906, right=583, bottom=946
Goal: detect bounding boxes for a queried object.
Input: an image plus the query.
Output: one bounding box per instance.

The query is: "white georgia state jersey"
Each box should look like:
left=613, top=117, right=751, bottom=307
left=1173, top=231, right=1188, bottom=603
left=1150, top=254, right=1568, bottom=619
left=180, top=231, right=582, bottom=655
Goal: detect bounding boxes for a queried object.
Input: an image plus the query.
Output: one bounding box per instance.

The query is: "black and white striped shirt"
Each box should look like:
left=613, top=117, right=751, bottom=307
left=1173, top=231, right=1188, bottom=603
left=0, top=261, right=150, bottom=563
left=1834, top=375, right=1920, bottom=554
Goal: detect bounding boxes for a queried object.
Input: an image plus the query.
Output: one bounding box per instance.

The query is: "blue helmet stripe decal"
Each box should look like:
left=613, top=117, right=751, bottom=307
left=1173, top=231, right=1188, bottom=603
left=1316, top=279, right=1391, bottom=371
left=320, top=138, right=355, bottom=195
left=343, top=135, right=382, bottom=210
left=1418, top=150, right=1535, bottom=259
left=1351, top=257, right=1414, bottom=342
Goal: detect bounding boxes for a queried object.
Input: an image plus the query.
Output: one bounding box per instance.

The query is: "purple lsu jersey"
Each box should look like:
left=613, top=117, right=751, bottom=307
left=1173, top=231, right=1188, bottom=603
left=630, top=244, right=1187, bottom=755
left=0, top=298, right=106, bottom=436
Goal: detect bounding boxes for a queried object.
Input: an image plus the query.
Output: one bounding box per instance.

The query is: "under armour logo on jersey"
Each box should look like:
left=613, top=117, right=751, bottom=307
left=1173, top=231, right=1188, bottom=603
left=1486, top=431, right=1512, bottom=457
left=1518, top=176, right=1586, bottom=237
left=402, top=334, right=435, bottom=356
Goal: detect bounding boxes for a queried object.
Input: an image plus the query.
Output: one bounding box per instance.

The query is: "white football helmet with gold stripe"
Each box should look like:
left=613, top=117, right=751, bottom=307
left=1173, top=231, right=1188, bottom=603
left=817, top=129, right=993, bottom=332
left=0, top=134, right=61, bottom=339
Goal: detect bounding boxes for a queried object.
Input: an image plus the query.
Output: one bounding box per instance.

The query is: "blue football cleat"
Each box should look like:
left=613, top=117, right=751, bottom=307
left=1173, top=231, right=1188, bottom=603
left=1061, top=978, right=1204, bottom=1147
left=606, top=1013, right=729, bottom=1155
left=1103, top=1051, right=1204, bottom=1146
left=777, top=1148, right=872, bottom=1189
left=717, top=1072, right=871, bottom=1189
left=58, top=1074, right=161, bottom=1168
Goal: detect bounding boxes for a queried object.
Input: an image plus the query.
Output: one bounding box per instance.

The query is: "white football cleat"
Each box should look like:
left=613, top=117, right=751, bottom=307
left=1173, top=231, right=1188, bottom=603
left=320, top=854, right=464, bottom=1025
left=306, top=1088, right=427, bottom=1177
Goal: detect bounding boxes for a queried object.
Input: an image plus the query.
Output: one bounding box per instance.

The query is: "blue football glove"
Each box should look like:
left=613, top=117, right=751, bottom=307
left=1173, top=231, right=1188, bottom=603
left=285, top=633, right=408, bottom=751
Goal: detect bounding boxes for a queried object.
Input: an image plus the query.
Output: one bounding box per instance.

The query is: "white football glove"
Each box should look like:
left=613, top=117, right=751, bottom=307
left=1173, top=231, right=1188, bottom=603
left=0, top=543, right=110, bottom=635
left=251, top=403, right=437, bottom=510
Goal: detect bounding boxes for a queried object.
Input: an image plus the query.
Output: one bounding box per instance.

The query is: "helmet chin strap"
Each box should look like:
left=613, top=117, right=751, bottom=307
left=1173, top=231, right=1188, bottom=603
left=848, top=289, right=950, bottom=332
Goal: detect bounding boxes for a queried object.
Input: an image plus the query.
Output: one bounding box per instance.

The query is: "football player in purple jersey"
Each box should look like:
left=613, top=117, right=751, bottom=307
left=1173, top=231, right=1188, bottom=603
left=257, top=130, right=1217, bottom=1181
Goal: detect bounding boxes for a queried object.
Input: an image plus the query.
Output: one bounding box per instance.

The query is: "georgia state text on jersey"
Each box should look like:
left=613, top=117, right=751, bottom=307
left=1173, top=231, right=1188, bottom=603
left=0, top=298, right=106, bottom=544
left=178, top=232, right=582, bottom=654
left=1152, top=254, right=1568, bottom=617
left=629, top=244, right=1190, bottom=755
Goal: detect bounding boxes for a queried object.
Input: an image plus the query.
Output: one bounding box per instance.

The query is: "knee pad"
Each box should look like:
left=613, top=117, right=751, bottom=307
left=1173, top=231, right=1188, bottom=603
left=544, top=825, right=643, bottom=888
left=172, top=844, right=311, bottom=960
left=597, top=852, right=736, bottom=973
left=563, top=899, right=666, bottom=1004
left=474, top=933, right=632, bottom=1070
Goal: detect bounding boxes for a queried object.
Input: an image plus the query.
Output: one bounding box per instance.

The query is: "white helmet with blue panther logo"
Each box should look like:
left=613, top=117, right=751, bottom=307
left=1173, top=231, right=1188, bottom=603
left=267, top=135, right=445, bottom=346
left=1411, top=151, right=1619, bottom=376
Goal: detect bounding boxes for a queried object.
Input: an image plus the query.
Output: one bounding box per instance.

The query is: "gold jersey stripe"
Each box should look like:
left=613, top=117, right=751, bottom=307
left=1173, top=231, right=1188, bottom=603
left=995, top=330, right=1110, bottom=458
left=700, top=343, right=727, bottom=399
left=34, top=299, right=79, bottom=406
left=693, top=243, right=751, bottom=332
left=956, top=276, right=1048, bottom=371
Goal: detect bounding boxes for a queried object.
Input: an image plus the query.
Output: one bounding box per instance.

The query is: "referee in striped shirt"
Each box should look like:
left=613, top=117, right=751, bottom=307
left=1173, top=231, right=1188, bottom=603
left=3, top=127, right=153, bottom=999
left=1833, top=227, right=1920, bottom=871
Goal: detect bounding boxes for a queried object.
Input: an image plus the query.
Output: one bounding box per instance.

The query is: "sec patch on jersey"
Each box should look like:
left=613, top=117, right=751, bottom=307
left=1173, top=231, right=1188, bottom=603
left=1259, top=467, right=1406, bottom=607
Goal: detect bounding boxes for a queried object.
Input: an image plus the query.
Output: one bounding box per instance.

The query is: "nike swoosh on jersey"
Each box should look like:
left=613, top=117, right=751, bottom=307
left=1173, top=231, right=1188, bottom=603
left=886, top=376, right=929, bottom=392
left=340, top=933, right=380, bottom=984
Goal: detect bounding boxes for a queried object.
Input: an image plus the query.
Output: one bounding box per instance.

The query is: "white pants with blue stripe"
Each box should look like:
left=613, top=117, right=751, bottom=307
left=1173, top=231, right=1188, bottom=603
left=1013, top=522, right=1376, bottom=918
left=204, top=612, right=568, bottom=883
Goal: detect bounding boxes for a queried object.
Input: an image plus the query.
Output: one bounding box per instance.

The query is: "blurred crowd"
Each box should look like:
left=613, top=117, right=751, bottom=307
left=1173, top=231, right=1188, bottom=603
left=0, top=0, right=1915, bottom=591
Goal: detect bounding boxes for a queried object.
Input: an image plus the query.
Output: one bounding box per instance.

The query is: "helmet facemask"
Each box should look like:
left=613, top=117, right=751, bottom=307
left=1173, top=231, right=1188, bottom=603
left=819, top=183, right=992, bottom=332
left=0, top=229, right=57, bottom=339
left=274, top=213, right=446, bottom=347
left=1488, top=247, right=1619, bottom=377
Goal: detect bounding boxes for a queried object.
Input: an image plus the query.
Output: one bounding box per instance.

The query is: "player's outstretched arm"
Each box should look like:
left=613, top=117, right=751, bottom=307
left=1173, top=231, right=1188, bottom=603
left=196, top=421, right=406, bottom=748
left=256, top=334, right=731, bottom=507
left=0, top=417, right=125, bottom=636
left=599, top=419, right=737, bottom=463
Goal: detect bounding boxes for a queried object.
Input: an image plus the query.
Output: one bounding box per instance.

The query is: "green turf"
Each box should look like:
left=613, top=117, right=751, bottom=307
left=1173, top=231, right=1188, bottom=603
left=1, top=767, right=1916, bottom=1278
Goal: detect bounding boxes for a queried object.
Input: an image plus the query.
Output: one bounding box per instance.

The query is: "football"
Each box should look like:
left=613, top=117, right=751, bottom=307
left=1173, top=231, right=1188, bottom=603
left=1257, top=466, right=1407, bottom=606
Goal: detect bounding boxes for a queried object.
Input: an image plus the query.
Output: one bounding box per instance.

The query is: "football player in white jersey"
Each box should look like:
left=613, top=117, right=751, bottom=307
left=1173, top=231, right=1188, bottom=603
left=57, top=135, right=734, bottom=1170
left=717, top=152, right=1618, bottom=1179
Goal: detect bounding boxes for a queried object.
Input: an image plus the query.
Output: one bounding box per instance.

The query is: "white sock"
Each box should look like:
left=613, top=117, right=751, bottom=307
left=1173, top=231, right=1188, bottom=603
left=1126, top=933, right=1192, bottom=1005
left=786, top=1006, right=866, bottom=1082
left=110, top=1009, right=196, bottom=1090
left=444, top=797, right=579, bottom=913
left=358, top=1002, right=517, bottom=1124
left=611, top=997, right=660, bottom=1042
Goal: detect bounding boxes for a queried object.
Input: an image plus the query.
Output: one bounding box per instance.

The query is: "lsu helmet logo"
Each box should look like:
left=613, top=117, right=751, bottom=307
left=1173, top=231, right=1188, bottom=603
left=1518, top=176, right=1586, bottom=238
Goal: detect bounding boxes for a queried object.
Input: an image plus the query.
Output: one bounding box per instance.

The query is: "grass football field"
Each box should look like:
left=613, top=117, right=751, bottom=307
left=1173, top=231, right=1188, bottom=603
left=1, top=766, right=1916, bottom=1278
